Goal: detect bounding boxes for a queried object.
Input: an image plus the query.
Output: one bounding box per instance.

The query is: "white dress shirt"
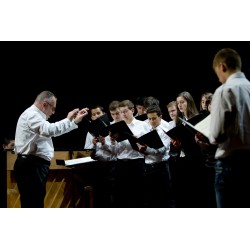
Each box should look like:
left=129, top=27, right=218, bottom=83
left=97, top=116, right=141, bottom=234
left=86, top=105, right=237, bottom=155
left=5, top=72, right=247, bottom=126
left=145, top=118, right=172, bottom=131
left=15, top=105, right=78, bottom=161
left=109, top=118, right=150, bottom=160
left=144, top=125, right=171, bottom=164
left=84, top=120, right=117, bottom=161
left=209, top=72, right=250, bottom=158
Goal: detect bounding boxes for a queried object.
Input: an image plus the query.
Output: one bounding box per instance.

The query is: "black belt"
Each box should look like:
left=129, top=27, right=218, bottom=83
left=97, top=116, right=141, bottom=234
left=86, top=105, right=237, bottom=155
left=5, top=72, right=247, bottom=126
left=117, top=158, right=144, bottom=162
left=145, top=161, right=167, bottom=168
left=17, top=154, right=50, bottom=165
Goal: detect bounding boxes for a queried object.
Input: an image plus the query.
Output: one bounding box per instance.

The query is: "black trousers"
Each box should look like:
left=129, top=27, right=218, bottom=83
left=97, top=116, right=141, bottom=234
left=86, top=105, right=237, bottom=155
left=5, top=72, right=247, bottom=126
left=214, top=150, right=250, bottom=208
left=93, top=161, right=116, bottom=208
left=144, top=161, right=171, bottom=208
left=113, top=158, right=145, bottom=208
left=14, top=155, right=50, bottom=208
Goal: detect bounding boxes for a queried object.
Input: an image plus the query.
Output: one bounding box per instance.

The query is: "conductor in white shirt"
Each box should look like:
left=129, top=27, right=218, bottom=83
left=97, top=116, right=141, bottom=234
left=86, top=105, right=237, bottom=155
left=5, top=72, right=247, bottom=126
left=14, top=90, right=89, bottom=208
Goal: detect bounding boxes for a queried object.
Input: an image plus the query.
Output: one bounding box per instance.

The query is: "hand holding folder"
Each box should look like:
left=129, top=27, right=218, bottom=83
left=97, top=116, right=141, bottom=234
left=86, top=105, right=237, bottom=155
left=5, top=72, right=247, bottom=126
left=88, top=114, right=111, bottom=137
left=126, top=129, right=164, bottom=151
left=107, top=120, right=164, bottom=150
left=165, top=123, right=194, bottom=144
left=166, top=113, right=209, bottom=140
left=107, top=120, right=134, bottom=142
left=165, top=114, right=210, bottom=157
left=136, top=129, right=164, bottom=149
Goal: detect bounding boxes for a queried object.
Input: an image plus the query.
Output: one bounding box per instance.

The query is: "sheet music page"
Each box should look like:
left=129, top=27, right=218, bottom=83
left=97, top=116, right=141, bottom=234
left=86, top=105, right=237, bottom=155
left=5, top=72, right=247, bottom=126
left=179, top=115, right=211, bottom=138
left=194, top=114, right=211, bottom=138
left=65, top=156, right=97, bottom=166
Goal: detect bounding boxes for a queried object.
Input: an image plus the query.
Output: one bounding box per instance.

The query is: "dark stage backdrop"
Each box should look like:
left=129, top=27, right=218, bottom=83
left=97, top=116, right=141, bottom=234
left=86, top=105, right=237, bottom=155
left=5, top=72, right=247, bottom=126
left=2, top=41, right=250, bottom=150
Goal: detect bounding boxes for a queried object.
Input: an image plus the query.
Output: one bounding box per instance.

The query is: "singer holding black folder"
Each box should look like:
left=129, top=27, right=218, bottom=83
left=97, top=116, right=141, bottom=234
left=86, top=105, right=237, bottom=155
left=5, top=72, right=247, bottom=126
left=84, top=105, right=106, bottom=149
left=83, top=104, right=119, bottom=207
left=170, top=91, right=208, bottom=208
left=108, top=100, right=150, bottom=208
left=136, top=105, right=172, bottom=207
left=94, top=101, right=122, bottom=207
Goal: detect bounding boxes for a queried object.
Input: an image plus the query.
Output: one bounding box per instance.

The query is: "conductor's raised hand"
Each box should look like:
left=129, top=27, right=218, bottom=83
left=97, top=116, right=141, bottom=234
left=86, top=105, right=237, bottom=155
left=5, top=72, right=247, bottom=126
left=73, top=107, right=89, bottom=124
left=67, top=109, right=80, bottom=121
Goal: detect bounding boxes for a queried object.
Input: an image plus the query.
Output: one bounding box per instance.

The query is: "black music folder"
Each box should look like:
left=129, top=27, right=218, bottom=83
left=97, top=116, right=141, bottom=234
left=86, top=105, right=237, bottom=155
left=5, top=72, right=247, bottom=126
left=88, top=114, right=110, bottom=137
left=166, top=119, right=207, bottom=157
left=127, top=129, right=164, bottom=151
left=135, top=113, right=147, bottom=121
left=168, top=113, right=209, bottom=137
left=165, top=123, right=195, bottom=146
left=107, top=120, right=134, bottom=142
left=186, top=113, right=209, bottom=126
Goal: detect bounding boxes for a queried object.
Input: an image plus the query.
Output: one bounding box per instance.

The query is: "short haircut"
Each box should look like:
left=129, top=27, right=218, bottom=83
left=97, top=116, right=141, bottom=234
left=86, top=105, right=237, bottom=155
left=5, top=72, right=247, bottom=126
left=35, top=91, right=56, bottom=103
left=146, top=104, right=162, bottom=116
left=144, top=96, right=160, bottom=109
left=213, top=48, right=242, bottom=71
left=89, top=104, right=105, bottom=113
left=109, top=100, right=120, bottom=111
left=119, top=100, right=134, bottom=109
left=167, top=101, right=177, bottom=109
left=135, top=96, right=146, bottom=106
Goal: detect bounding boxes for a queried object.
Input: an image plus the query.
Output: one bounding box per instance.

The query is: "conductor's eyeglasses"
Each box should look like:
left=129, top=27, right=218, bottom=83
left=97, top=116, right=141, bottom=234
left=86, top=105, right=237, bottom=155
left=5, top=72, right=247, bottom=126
left=45, top=101, right=56, bottom=112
